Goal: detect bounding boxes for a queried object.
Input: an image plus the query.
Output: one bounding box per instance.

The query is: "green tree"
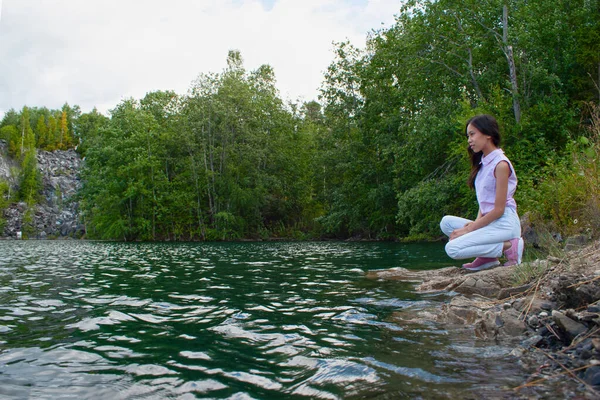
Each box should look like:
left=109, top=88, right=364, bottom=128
left=18, top=107, right=42, bottom=205
left=35, top=115, right=48, bottom=149
left=0, top=125, right=20, bottom=156
left=75, top=108, right=109, bottom=155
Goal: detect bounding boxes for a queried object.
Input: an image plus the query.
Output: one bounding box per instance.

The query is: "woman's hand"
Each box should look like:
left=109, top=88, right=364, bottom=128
left=450, top=222, right=472, bottom=240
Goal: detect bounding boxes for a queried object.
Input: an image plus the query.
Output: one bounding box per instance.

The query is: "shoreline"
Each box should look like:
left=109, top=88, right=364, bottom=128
left=366, top=239, right=600, bottom=398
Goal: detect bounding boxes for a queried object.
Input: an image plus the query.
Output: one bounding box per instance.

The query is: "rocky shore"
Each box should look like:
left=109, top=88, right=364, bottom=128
left=0, top=140, right=84, bottom=239
left=367, top=240, right=600, bottom=398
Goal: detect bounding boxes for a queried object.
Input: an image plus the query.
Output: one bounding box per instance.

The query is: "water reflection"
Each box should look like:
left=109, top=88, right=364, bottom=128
left=0, top=241, right=524, bottom=399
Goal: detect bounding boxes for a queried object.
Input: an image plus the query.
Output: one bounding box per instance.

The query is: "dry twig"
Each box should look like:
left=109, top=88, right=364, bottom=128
left=533, top=348, right=597, bottom=393
left=560, top=326, right=600, bottom=354
left=567, top=274, right=600, bottom=289
left=514, top=364, right=593, bottom=391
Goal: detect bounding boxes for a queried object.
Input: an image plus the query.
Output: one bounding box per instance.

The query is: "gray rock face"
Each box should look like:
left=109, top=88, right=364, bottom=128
left=0, top=140, right=18, bottom=185
left=1, top=146, right=84, bottom=239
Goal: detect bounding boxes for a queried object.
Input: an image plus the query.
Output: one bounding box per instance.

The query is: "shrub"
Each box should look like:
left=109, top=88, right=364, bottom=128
left=521, top=103, right=600, bottom=240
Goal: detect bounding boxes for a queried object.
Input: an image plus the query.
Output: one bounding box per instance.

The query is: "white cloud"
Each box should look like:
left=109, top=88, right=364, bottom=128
left=0, top=0, right=400, bottom=117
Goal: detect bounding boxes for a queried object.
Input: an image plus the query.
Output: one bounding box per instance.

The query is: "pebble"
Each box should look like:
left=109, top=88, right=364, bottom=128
left=527, top=315, right=540, bottom=328
left=584, top=366, right=600, bottom=386
left=580, top=349, right=592, bottom=360
left=539, top=311, right=549, bottom=318
left=521, top=335, right=543, bottom=348
left=510, top=347, right=525, bottom=357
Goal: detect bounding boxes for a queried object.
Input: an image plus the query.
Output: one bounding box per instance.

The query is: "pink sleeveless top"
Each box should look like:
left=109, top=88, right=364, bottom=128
left=475, top=149, right=517, bottom=215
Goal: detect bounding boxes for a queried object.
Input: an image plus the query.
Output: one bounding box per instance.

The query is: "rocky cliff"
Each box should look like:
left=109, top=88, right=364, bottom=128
left=0, top=139, right=84, bottom=239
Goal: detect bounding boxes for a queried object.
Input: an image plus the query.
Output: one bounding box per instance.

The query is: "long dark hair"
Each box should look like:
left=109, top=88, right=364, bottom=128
left=466, top=114, right=501, bottom=188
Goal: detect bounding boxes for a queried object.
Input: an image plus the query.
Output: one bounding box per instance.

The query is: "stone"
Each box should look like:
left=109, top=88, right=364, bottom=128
left=527, top=315, right=540, bottom=328
left=579, top=312, right=600, bottom=322
left=1, top=149, right=82, bottom=239
left=564, top=235, right=589, bottom=251
left=581, top=349, right=593, bottom=360
left=497, top=284, right=532, bottom=300
left=552, top=310, right=588, bottom=340
left=538, top=326, right=549, bottom=337
left=521, top=335, right=543, bottom=348
left=583, top=366, right=600, bottom=386
left=510, top=347, right=526, bottom=357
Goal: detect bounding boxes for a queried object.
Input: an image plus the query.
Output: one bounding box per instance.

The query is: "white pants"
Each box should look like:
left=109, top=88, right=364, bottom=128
left=440, top=208, right=521, bottom=260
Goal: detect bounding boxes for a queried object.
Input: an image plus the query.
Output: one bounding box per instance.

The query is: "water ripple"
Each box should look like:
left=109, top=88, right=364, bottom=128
left=0, top=241, right=528, bottom=399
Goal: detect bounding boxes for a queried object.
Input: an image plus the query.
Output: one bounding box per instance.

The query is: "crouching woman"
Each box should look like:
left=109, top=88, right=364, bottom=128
left=440, top=114, right=523, bottom=271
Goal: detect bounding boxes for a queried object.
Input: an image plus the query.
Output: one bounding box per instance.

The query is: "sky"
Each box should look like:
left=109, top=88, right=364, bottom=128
left=0, top=0, right=401, bottom=118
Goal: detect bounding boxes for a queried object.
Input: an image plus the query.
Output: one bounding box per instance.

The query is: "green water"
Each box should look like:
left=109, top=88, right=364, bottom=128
left=0, top=241, right=527, bottom=399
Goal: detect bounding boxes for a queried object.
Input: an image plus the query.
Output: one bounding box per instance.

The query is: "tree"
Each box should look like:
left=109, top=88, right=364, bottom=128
left=18, top=107, right=42, bottom=205
left=36, top=115, right=48, bottom=149
left=0, top=125, right=20, bottom=156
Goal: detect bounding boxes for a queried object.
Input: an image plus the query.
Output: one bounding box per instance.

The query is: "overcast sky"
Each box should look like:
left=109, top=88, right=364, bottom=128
left=0, top=0, right=401, bottom=118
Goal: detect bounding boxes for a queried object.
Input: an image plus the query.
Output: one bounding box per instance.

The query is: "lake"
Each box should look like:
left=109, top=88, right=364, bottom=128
left=0, top=241, right=529, bottom=399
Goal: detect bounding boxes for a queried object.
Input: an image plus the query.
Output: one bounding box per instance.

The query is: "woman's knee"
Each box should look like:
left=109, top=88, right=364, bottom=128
left=440, top=216, right=451, bottom=233
left=445, top=241, right=461, bottom=259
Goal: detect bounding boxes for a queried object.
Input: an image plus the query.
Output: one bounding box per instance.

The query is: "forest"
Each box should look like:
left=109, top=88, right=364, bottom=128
left=1, top=0, right=599, bottom=242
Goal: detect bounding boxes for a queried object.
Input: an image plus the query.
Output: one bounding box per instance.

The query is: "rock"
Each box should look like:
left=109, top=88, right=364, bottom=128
left=565, top=235, right=590, bottom=251
left=522, top=335, right=543, bottom=348
left=497, top=284, right=532, bottom=300
left=579, top=311, right=600, bottom=322
left=0, top=140, right=18, bottom=185
left=581, top=349, right=593, bottom=360
left=540, top=301, right=555, bottom=311
left=365, top=266, right=462, bottom=283
left=441, top=296, right=484, bottom=325
left=1, top=149, right=83, bottom=239
left=583, top=366, right=600, bottom=386
left=510, top=347, right=526, bottom=357
left=527, top=315, right=540, bottom=328
left=497, top=308, right=527, bottom=337
left=552, top=310, right=588, bottom=340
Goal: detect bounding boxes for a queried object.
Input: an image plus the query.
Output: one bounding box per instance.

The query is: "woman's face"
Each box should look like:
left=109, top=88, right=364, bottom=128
left=466, top=123, right=493, bottom=155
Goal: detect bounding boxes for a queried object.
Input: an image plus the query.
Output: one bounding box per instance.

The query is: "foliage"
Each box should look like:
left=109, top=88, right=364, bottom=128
left=79, top=52, right=322, bottom=240
left=511, top=260, right=551, bottom=286
left=522, top=103, right=600, bottom=239
left=0, top=104, right=80, bottom=153
left=18, top=107, right=42, bottom=205
left=2, top=0, right=599, bottom=241
left=316, top=0, right=599, bottom=240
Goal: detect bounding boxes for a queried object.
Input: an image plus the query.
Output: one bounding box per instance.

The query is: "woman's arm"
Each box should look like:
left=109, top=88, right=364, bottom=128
left=450, top=161, right=510, bottom=240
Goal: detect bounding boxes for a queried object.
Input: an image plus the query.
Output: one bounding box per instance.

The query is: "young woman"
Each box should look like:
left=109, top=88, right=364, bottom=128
left=440, top=114, right=524, bottom=271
